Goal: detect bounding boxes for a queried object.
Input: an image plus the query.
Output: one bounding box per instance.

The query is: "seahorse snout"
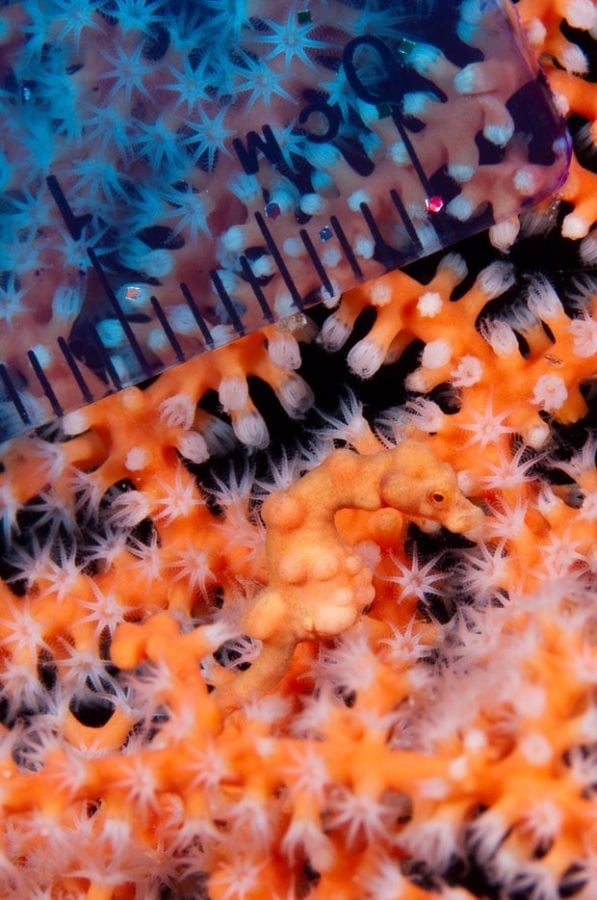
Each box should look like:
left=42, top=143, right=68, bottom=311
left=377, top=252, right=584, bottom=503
left=443, top=496, right=485, bottom=534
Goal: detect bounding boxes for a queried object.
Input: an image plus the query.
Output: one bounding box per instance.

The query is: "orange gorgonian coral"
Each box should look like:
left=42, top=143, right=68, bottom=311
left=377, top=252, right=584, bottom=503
left=0, top=0, right=595, bottom=898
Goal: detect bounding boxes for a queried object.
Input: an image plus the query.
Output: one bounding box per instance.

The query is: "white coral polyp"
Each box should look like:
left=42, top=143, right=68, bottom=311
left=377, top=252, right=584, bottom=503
left=405, top=398, right=445, bottom=432
left=482, top=320, right=519, bottom=357
left=565, top=0, right=596, bottom=30
left=489, top=217, right=520, bottom=252
left=562, top=212, right=590, bottom=240
left=233, top=410, right=269, bottom=448
left=62, top=409, right=90, bottom=436
left=108, top=490, right=152, bottom=528
left=580, top=232, right=597, bottom=265
left=218, top=376, right=249, bottom=412
left=277, top=374, right=314, bottom=417
left=347, top=339, right=385, bottom=378
left=177, top=431, right=210, bottom=464
left=531, top=374, right=568, bottom=412
left=417, top=291, right=443, bottom=317
left=519, top=733, right=553, bottom=766
left=568, top=314, right=597, bottom=358
left=267, top=332, right=301, bottom=370
left=525, top=17, right=546, bottom=46
left=478, top=261, right=515, bottom=299
left=124, top=447, right=150, bottom=472
left=159, top=394, right=196, bottom=430
left=421, top=339, right=452, bottom=370
left=451, top=355, right=482, bottom=387
left=367, top=280, right=393, bottom=307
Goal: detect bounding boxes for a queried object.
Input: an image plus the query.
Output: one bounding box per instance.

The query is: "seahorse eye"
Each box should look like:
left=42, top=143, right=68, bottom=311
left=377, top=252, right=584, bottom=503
left=431, top=491, right=445, bottom=504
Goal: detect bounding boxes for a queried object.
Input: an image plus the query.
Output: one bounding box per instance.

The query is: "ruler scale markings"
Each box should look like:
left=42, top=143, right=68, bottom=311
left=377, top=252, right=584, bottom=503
left=0, top=365, right=31, bottom=425
left=91, top=325, right=123, bottom=391
left=45, top=175, right=93, bottom=241
left=391, top=121, right=433, bottom=200
left=254, top=212, right=304, bottom=310
left=390, top=189, right=423, bottom=250
left=239, top=256, right=275, bottom=323
left=57, top=337, right=94, bottom=403
left=179, top=283, right=215, bottom=348
left=150, top=296, right=186, bottom=364
left=0, top=4, right=569, bottom=446
left=330, top=215, right=364, bottom=280
left=209, top=270, right=246, bottom=337
left=342, top=34, right=433, bottom=199
left=359, top=202, right=397, bottom=268
left=27, top=350, right=63, bottom=418
left=86, top=249, right=153, bottom=379
left=299, top=229, right=334, bottom=297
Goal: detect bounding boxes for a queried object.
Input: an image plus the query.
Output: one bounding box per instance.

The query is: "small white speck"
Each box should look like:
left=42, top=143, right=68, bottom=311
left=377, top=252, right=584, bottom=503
left=418, top=777, right=449, bottom=800
left=417, top=291, right=443, bottom=317
left=448, top=756, right=468, bottom=780
left=322, top=247, right=341, bottom=267
left=347, top=189, right=370, bottom=211
left=463, top=729, right=486, bottom=753
left=368, top=282, right=392, bottom=306
left=354, top=236, right=374, bottom=259
left=62, top=410, right=89, bottom=436
left=520, top=733, right=552, bottom=766
left=125, top=447, right=150, bottom=472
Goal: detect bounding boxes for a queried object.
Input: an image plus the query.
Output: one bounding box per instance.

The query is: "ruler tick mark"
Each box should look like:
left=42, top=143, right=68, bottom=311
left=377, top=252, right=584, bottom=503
left=254, top=212, right=303, bottom=310
left=299, top=229, right=334, bottom=297
left=57, top=337, right=94, bottom=403
left=179, top=283, right=214, bottom=348
left=87, top=249, right=153, bottom=379
left=390, top=189, right=423, bottom=250
left=210, top=270, right=246, bottom=337
left=0, top=365, right=31, bottom=425
left=92, top=325, right=122, bottom=390
left=46, top=175, right=92, bottom=241
left=330, top=216, right=363, bottom=280
left=239, top=256, right=275, bottom=323
left=150, top=296, right=186, bottom=363
left=27, top=350, right=63, bottom=418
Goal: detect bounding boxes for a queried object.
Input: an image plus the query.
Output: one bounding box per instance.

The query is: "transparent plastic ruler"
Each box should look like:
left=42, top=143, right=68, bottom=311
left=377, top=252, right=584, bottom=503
left=0, top=0, right=570, bottom=442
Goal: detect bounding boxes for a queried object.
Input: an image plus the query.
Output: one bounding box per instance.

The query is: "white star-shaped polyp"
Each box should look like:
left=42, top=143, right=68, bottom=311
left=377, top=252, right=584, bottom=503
left=255, top=11, right=327, bottom=68
left=385, top=548, right=444, bottom=603
left=460, top=397, right=514, bottom=448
